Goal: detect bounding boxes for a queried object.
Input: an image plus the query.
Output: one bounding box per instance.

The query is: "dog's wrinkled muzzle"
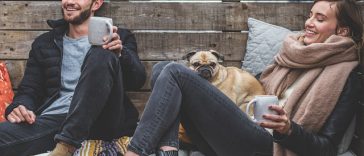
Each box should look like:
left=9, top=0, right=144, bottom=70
left=197, top=65, right=213, bottom=80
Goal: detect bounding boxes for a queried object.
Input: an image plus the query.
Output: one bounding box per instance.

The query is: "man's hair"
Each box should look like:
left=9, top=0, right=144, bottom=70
left=313, top=0, right=363, bottom=46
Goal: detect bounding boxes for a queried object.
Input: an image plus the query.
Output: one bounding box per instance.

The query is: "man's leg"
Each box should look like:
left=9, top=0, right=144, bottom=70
left=0, top=114, right=66, bottom=156
left=54, top=47, right=124, bottom=148
left=128, top=62, right=272, bottom=156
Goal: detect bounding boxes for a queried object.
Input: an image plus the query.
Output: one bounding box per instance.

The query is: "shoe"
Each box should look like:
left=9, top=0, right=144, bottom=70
left=48, top=142, right=76, bottom=156
left=156, top=150, right=178, bottom=156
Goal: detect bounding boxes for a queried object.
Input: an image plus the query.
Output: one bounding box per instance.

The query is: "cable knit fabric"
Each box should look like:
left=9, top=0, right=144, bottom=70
left=260, top=34, right=359, bottom=156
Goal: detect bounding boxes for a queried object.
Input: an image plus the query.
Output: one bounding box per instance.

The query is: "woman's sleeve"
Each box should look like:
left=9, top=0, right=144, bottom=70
left=273, top=70, right=362, bottom=156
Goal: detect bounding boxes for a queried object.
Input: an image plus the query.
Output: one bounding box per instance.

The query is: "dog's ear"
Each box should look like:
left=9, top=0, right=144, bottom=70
left=209, top=50, right=224, bottom=62
left=182, top=51, right=197, bottom=61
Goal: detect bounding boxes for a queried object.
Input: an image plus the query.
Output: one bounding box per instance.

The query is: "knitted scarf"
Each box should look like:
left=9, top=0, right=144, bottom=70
left=260, top=34, right=358, bottom=156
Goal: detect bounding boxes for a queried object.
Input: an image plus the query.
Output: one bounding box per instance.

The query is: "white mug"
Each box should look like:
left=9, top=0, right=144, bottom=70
left=88, top=17, right=113, bottom=45
left=246, top=95, right=278, bottom=122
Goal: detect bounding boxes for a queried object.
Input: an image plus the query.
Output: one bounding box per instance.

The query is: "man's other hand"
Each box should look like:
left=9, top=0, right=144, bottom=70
left=7, top=105, right=36, bottom=124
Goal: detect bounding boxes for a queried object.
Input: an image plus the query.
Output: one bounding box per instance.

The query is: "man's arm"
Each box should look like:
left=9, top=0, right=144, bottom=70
left=5, top=40, right=46, bottom=121
left=117, top=28, right=146, bottom=90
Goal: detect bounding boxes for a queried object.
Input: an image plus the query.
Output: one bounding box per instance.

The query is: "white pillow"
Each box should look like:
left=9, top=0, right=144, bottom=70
left=242, top=18, right=293, bottom=75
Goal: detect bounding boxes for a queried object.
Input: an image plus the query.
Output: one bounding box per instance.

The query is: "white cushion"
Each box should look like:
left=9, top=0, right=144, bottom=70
left=242, top=18, right=293, bottom=75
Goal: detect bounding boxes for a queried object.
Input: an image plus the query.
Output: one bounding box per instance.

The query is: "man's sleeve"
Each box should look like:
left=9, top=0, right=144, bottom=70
left=5, top=41, right=46, bottom=117
left=118, top=28, right=146, bottom=91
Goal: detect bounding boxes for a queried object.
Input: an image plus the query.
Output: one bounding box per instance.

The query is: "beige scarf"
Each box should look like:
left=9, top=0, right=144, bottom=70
left=260, top=34, right=358, bottom=156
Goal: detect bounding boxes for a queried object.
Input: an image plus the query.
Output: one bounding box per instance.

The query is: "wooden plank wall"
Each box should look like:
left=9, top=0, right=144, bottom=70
left=0, top=1, right=364, bottom=155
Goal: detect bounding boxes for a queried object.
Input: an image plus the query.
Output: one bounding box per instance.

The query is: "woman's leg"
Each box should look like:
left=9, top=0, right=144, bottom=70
left=128, top=62, right=272, bottom=156
left=180, top=115, right=218, bottom=156
left=179, top=85, right=273, bottom=156
left=128, top=62, right=181, bottom=156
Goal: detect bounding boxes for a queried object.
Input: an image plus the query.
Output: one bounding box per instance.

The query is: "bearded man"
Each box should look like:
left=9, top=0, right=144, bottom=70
left=0, top=0, right=146, bottom=155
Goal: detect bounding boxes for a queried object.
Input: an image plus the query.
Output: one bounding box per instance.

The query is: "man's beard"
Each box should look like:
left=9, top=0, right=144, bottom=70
left=62, top=7, right=92, bottom=25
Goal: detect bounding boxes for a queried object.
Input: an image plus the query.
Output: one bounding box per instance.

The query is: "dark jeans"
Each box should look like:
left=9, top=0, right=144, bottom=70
left=0, top=114, right=65, bottom=156
left=128, top=62, right=273, bottom=156
left=0, top=47, right=127, bottom=155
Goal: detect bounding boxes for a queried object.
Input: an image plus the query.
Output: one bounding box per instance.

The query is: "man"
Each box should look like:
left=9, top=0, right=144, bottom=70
left=0, top=0, right=146, bottom=155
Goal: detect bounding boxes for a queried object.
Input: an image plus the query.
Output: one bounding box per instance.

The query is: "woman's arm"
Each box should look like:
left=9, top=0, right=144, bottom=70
left=273, top=70, right=361, bottom=156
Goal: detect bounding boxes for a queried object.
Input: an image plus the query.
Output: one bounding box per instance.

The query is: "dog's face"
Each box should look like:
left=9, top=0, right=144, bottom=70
left=183, top=50, right=224, bottom=80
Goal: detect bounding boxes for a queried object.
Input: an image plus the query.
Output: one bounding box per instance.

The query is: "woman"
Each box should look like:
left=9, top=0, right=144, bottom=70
left=126, top=0, right=363, bottom=155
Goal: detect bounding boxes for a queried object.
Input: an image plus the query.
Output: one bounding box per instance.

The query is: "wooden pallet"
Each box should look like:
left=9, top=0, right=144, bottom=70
left=1, top=1, right=363, bottom=155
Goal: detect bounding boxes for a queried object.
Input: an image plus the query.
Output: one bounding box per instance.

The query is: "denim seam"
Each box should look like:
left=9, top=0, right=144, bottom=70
left=131, top=66, right=181, bottom=155
left=0, top=128, right=58, bottom=148
left=128, top=143, right=150, bottom=156
left=158, top=141, right=179, bottom=148
left=54, top=134, right=82, bottom=148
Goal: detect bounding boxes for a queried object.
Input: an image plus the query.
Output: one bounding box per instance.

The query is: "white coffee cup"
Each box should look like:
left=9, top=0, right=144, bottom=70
left=246, top=95, right=278, bottom=122
left=88, top=17, right=113, bottom=45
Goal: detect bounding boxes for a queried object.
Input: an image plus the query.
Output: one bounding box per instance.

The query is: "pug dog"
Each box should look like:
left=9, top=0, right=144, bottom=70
left=182, top=49, right=266, bottom=112
left=179, top=50, right=266, bottom=144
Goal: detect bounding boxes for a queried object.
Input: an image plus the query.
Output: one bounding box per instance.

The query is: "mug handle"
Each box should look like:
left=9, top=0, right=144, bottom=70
left=246, top=99, right=256, bottom=121
left=103, top=21, right=113, bottom=44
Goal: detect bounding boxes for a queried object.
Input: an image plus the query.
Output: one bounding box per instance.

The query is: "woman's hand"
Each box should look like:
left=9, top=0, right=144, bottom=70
left=259, top=105, right=292, bottom=135
left=103, top=26, right=123, bottom=57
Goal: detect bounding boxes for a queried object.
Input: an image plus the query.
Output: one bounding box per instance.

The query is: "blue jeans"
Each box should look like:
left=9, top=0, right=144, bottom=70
left=0, top=47, right=136, bottom=155
left=128, top=62, right=273, bottom=156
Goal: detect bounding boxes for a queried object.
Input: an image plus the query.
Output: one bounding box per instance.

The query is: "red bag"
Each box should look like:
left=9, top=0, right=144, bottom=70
left=0, top=61, right=14, bottom=122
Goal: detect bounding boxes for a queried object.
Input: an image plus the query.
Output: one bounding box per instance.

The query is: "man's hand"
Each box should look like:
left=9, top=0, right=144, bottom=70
left=7, top=105, right=36, bottom=124
left=103, top=26, right=123, bottom=57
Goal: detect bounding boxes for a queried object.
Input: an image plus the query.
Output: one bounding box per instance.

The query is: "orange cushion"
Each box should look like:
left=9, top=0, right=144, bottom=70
left=0, top=61, right=14, bottom=122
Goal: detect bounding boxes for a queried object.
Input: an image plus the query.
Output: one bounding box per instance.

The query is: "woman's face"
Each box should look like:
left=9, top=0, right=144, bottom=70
left=304, top=1, right=339, bottom=45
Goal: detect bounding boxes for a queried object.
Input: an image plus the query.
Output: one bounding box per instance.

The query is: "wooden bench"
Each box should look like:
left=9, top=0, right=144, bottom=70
left=1, top=0, right=363, bottom=155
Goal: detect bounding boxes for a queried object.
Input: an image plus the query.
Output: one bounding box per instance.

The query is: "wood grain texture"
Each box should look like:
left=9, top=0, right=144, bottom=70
left=2, top=1, right=363, bottom=30
left=1, top=60, right=26, bottom=90
left=0, top=31, right=247, bottom=61
left=0, top=1, right=60, bottom=30
left=136, top=32, right=246, bottom=61
left=127, top=91, right=150, bottom=116
left=246, top=3, right=311, bottom=31
left=110, top=2, right=246, bottom=30
left=0, top=1, right=246, bottom=30
left=0, top=31, right=44, bottom=59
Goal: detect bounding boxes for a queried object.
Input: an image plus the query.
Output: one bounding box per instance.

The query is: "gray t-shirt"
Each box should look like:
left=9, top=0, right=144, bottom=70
left=41, top=35, right=91, bottom=115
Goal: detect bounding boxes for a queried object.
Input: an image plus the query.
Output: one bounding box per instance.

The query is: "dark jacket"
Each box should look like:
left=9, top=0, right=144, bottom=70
left=273, top=67, right=363, bottom=156
left=5, top=19, right=146, bottom=136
